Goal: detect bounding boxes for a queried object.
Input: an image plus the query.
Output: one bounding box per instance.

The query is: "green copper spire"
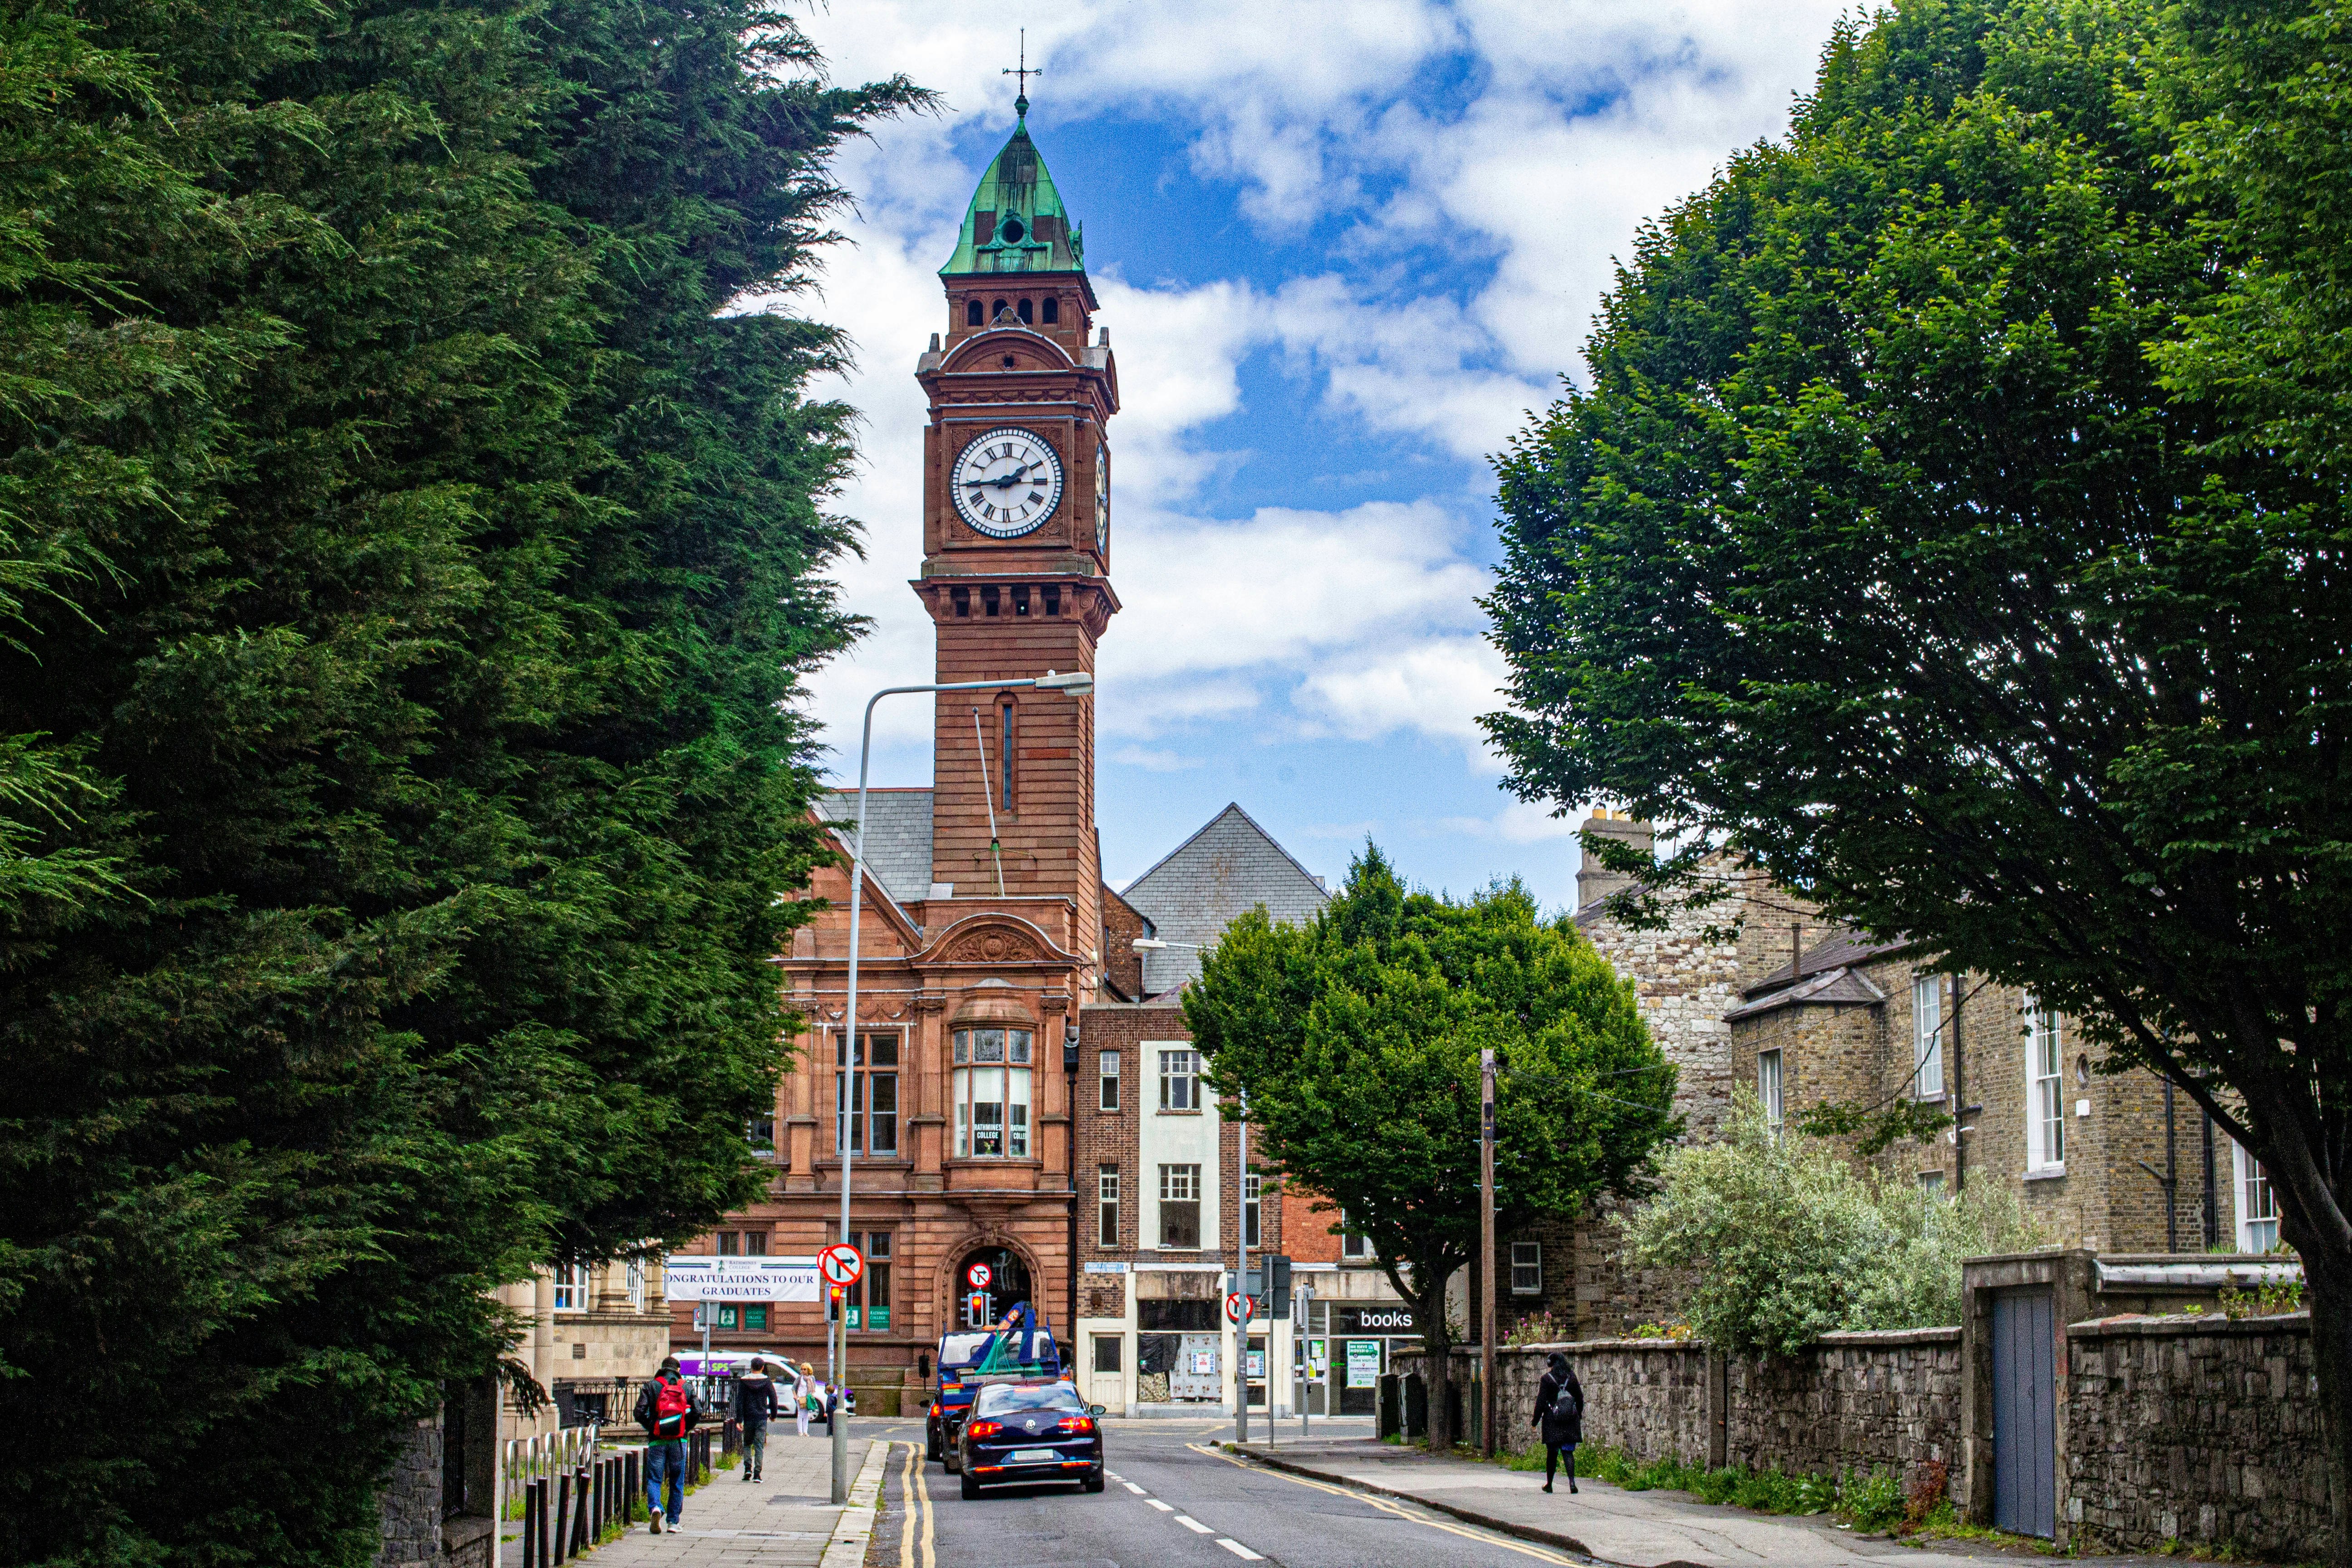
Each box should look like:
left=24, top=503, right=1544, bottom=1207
left=940, top=111, right=1086, bottom=277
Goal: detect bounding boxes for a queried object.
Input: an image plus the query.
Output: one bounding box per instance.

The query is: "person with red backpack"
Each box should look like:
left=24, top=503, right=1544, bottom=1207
left=633, top=1356, right=703, bottom=1533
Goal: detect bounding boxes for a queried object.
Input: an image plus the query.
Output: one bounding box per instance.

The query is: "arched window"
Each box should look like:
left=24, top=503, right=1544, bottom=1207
left=1017, top=298, right=1034, bottom=324
left=966, top=299, right=983, bottom=326
left=1042, top=297, right=1059, bottom=324
left=992, top=298, right=1009, bottom=321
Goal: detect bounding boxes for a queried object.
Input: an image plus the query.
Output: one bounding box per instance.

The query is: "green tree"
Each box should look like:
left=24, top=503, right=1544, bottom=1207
left=1482, top=0, right=2352, bottom=1549
left=1623, top=1094, right=2044, bottom=1355
left=0, top=1, right=921, bottom=1560
left=1185, top=847, right=1677, bottom=1450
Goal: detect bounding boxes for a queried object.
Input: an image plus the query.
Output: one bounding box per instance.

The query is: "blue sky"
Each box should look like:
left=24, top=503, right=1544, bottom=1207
left=785, top=0, right=1850, bottom=909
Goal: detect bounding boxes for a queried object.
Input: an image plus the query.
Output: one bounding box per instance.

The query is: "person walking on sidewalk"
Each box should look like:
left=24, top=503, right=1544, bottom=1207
left=797, top=1364, right=818, bottom=1438
left=1532, top=1351, right=1583, bottom=1494
left=634, top=1356, right=702, bottom=1533
left=736, top=1359, right=779, bottom=1483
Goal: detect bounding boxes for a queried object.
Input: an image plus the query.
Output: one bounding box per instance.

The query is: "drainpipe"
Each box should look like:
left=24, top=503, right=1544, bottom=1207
left=1067, top=1025, right=1081, bottom=1355
left=1950, top=974, right=1965, bottom=1195
left=2164, top=1079, right=2178, bottom=1254
left=2201, top=1111, right=2219, bottom=1248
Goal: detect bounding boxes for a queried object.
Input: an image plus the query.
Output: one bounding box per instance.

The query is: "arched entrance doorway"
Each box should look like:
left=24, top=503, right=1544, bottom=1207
left=952, top=1244, right=1032, bottom=1329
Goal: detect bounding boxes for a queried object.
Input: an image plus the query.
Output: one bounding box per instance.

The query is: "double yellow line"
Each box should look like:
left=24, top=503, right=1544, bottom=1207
left=894, top=1442, right=934, bottom=1568
left=1185, top=1443, right=1581, bottom=1566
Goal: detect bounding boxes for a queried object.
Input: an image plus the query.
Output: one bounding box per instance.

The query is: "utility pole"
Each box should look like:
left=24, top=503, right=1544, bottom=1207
left=1235, top=1089, right=1250, bottom=1447
left=1480, top=1046, right=1497, bottom=1457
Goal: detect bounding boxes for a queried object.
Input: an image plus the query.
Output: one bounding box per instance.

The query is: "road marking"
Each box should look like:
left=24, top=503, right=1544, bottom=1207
left=897, top=1444, right=917, bottom=1568
left=1122, top=1481, right=1147, bottom=1494
left=1104, top=1471, right=1123, bottom=1481
left=910, top=1442, right=935, bottom=1568
left=1215, top=1541, right=1265, bottom=1561
left=1145, top=1498, right=1174, bottom=1512
left=1185, top=1443, right=1580, bottom=1566
left=1174, top=1515, right=1213, bottom=1534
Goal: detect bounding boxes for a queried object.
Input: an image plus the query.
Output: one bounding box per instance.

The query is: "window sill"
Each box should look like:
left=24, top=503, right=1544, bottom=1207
left=2024, top=1164, right=2067, bottom=1182
left=1155, top=1108, right=1204, bottom=1117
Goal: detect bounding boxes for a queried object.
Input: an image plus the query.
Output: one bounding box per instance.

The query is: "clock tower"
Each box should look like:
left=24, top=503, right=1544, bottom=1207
left=913, top=101, right=1119, bottom=926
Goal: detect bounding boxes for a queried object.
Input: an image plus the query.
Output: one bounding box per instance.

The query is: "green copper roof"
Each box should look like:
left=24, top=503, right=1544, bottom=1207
left=940, top=111, right=1086, bottom=276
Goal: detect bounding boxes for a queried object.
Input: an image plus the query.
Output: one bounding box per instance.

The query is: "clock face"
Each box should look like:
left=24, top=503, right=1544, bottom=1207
left=951, top=427, right=1064, bottom=538
left=1094, top=441, right=1110, bottom=554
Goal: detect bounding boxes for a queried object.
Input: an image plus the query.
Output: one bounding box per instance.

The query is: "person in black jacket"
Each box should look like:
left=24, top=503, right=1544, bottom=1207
left=633, top=1357, right=704, bottom=1532
left=735, top=1360, right=779, bottom=1483
left=1531, top=1352, right=1583, bottom=1494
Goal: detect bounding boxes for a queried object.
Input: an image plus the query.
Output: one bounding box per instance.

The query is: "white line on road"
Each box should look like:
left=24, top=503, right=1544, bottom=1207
left=1146, top=1499, right=1174, bottom=1512
left=1174, top=1516, right=1213, bottom=1534
left=1122, top=1481, right=1147, bottom=1494
left=1215, top=1541, right=1265, bottom=1561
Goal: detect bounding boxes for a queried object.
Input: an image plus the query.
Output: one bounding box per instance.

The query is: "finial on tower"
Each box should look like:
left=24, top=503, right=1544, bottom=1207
left=1003, top=29, right=1039, bottom=121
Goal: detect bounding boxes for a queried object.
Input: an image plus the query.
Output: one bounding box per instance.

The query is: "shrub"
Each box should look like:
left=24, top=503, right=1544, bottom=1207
left=1621, top=1094, right=2046, bottom=1352
left=1839, top=1469, right=1906, bottom=1532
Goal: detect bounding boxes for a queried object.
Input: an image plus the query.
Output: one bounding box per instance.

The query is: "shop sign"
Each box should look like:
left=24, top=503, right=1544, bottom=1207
left=1346, top=1340, right=1382, bottom=1388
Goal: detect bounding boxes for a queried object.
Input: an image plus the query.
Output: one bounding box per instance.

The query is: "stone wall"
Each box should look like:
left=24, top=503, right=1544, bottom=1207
left=2064, top=1312, right=2328, bottom=1560
left=374, top=1415, right=442, bottom=1568
left=1725, top=1328, right=1959, bottom=1479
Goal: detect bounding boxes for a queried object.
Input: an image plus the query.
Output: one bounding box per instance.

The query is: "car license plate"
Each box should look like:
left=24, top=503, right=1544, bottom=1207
left=1008, top=1448, right=1059, bottom=1465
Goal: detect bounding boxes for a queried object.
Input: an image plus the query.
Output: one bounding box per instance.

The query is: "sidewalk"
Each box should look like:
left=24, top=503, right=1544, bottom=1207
left=501, top=1431, right=883, bottom=1567
left=1231, top=1437, right=2171, bottom=1568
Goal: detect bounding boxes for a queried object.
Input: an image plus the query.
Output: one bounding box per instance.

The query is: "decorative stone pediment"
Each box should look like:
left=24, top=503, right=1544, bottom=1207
left=919, top=913, right=1075, bottom=970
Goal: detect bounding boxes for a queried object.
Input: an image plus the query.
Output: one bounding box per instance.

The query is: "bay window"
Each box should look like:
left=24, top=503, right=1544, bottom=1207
left=953, top=1026, right=1034, bottom=1157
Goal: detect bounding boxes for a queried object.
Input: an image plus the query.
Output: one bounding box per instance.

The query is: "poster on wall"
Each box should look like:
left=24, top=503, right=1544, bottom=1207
left=1346, top=1340, right=1381, bottom=1388
left=1245, top=1347, right=1265, bottom=1380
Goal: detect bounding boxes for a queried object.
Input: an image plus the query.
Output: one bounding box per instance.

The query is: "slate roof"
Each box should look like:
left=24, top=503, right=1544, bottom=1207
left=1744, top=931, right=1913, bottom=997
left=815, top=789, right=935, bottom=908
left=1724, top=964, right=1890, bottom=1021
left=1119, top=803, right=1329, bottom=992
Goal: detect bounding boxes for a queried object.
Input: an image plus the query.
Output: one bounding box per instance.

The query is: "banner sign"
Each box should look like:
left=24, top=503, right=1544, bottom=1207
left=662, top=1255, right=818, bottom=1302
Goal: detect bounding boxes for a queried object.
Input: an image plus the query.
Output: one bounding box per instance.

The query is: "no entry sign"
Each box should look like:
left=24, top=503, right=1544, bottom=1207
left=1224, top=1291, right=1254, bottom=1324
left=967, top=1262, right=993, bottom=1289
left=818, top=1242, right=865, bottom=1288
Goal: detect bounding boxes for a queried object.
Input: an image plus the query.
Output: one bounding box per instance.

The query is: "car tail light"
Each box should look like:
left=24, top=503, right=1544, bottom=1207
left=965, top=1420, right=1003, bottom=1438
left=1057, top=1416, right=1096, bottom=1434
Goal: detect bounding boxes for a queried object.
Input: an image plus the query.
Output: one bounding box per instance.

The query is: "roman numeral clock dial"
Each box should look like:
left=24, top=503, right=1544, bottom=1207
left=951, top=427, right=1065, bottom=538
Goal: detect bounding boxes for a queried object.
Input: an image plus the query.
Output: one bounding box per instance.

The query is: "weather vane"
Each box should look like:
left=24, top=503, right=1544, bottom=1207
left=1003, top=29, right=1040, bottom=118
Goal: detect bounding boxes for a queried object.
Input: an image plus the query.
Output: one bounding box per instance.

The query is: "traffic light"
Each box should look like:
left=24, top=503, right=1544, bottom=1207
left=828, top=1284, right=846, bottom=1321
left=967, top=1290, right=990, bottom=1326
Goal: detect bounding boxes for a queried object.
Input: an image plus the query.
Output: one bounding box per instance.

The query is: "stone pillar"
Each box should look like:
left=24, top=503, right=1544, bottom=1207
left=373, top=1412, right=442, bottom=1568
left=596, top=1260, right=632, bottom=1313
left=532, top=1268, right=555, bottom=1395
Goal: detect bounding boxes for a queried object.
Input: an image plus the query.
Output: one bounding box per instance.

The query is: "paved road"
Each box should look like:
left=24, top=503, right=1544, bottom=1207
left=863, top=1417, right=1593, bottom=1568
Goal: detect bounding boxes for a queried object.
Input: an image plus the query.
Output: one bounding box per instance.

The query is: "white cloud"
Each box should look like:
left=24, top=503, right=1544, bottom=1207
left=1431, top=798, right=1590, bottom=843
left=789, top=0, right=1847, bottom=789
left=1109, top=745, right=1203, bottom=772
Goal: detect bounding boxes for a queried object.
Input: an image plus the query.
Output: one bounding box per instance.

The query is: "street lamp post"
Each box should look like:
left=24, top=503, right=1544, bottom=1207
left=829, top=668, right=1094, bottom=1504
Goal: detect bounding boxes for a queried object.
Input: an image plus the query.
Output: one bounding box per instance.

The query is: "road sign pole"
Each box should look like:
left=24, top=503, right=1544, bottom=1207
left=1235, top=1091, right=1248, bottom=1448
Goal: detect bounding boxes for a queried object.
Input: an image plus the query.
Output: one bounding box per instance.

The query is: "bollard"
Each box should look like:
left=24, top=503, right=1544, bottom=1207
left=572, top=1466, right=590, bottom=1556
left=535, top=1478, right=554, bottom=1568
left=522, top=1480, right=540, bottom=1568
left=553, top=1472, right=569, bottom=1564
left=625, top=1450, right=639, bottom=1522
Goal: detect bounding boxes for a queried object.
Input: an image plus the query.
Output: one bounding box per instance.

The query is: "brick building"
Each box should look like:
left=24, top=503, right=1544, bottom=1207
left=670, top=111, right=1411, bottom=1411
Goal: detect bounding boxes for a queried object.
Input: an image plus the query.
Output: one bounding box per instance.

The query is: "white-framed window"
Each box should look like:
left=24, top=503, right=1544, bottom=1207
left=1244, top=1172, right=1262, bottom=1250
left=1912, top=975, right=1945, bottom=1098
left=1158, top=1048, right=1198, bottom=1111
left=1340, top=1208, right=1373, bottom=1261
left=626, top=1259, right=646, bottom=1313
left=1510, top=1241, right=1542, bottom=1295
left=2234, top=1142, right=2279, bottom=1252
left=2025, top=996, right=2065, bottom=1170
left=552, top=1263, right=590, bottom=1312
left=952, top=1027, right=1032, bottom=1157
left=1158, top=1163, right=1201, bottom=1248
left=1918, top=1170, right=1946, bottom=1199
left=1098, top=1165, right=1120, bottom=1248
left=1757, top=1049, right=1784, bottom=1135
left=1099, top=1050, right=1122, bottom=1112
left=836, top=1032, right=900, bottom=1156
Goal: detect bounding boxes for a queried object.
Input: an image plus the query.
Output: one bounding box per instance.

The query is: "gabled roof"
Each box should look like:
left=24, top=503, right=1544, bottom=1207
left=1725, top=964, right=1889, bottom=1022
left=1120, top=803, right=1328, bottom=990
left=940, top=113, right=1085, bottom=277
left=1744, top=931, right=1914, bottom=998
left=815, top=789, right=934, bottom=909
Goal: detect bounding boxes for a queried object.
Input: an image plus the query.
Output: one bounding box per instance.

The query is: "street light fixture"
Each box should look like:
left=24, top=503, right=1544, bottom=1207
left=827, top=668, right=1092, bottom=1503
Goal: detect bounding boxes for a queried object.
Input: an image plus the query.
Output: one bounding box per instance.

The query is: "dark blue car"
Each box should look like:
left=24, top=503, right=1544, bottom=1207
left=956, top=1380, right=1106, bottom=1499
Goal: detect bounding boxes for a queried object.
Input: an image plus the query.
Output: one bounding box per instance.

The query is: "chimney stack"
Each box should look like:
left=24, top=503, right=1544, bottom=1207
left=1576, top=809, right=1654, bottom=910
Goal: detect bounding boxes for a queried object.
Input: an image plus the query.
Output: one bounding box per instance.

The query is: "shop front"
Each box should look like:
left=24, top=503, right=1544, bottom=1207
left=1303, top=1302, right=1419, bottom=1416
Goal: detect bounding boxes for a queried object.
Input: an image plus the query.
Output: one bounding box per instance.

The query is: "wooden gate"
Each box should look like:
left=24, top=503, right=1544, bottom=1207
left=1990, top=1289, right=2057, bottom=1538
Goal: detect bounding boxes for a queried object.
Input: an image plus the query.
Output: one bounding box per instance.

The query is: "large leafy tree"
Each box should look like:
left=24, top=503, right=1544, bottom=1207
left=0, top=1, right=920, bottom=1561
left=1484, top=0, right=2351, bottom=1551
left=1185, top=848, right=1676, bottom=1451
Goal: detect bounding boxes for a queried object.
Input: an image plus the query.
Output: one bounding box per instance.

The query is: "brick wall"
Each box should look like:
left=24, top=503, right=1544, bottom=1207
left=2065, top=1313, right=2328, bottom=1560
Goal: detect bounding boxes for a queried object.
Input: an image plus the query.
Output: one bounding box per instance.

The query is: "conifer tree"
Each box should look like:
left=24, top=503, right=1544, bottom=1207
left=0, top=2, right=922, bottom=1560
